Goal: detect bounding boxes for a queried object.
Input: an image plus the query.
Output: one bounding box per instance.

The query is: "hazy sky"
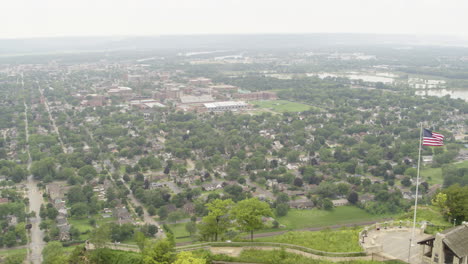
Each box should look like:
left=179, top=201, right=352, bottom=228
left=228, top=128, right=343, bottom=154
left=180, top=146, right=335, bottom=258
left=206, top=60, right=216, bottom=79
left=2, top=0, right=467, bottom=39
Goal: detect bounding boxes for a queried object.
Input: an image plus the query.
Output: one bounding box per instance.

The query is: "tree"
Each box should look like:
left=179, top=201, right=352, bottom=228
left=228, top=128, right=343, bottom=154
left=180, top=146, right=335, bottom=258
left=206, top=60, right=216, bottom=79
left=136, top=206, right=144, bottom=217
left=347, top=191, right=359, bottom=204
left=67, top=186, right=85, bottom=204
left=43, top=241, right=68, bottom=264
left=90, top=224, right=110, bottom=249
left=173, top=252, right=206, bottom=264
left=78, top=165, right=97, bottom=181
left=39, top=204, right=47, bottom=219
left=71, top=202, right=89, bottom=218
left=435, top=185, right=468, bottom=223
left=205, top=199, right=234, bottom=241
left=70, top=226, right=80, bottom=240
left=142, top=238, right=175, bottom=264
left=198, top=215, right=217, bottom=241
left=231, top=198, right=273, bottom=241
left=185, top=221, right=197, bottom=237
left=167, top=211, right=184, bottom=224
left=401, top=177, right=412, bottom=187
left=293, top=177, right=303, bottom=187
left=275, top=193, right=290, bottom=205
left=47, top=207, right=59, bottom=219
left=158, top=206, right=168, bottom=220
left=148, top=205, right=156, bottom=216
left=4, top=230, right=16, bottom=247
left=4, top=253, right=25, bottom=264
left=31, top=157, right=55, bottom=180
left=275, top=203, right=289, bottom=217
left=322, top=198, right=334, bottom=210
left=135, top=231, right=147, bottom=251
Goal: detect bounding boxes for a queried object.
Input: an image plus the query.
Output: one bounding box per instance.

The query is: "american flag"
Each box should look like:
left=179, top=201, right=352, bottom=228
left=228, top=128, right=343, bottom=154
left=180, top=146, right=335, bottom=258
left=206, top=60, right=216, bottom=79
left=422, top=128, right=444, bottom=146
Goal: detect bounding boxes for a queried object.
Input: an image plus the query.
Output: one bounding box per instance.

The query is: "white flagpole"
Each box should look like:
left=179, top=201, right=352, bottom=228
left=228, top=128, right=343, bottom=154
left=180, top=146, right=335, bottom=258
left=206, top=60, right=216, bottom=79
left=408, top=122, right=423, bottom=262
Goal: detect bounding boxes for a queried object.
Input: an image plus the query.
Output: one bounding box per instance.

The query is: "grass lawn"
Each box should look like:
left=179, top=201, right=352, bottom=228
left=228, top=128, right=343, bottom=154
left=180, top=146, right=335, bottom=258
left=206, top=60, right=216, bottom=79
left=275, top=206, right=392, bottom=230
left=255, top=229, right=362, bottom=252
left=397, top=206, right=448, bottom=226
left=69, top=215, right=117, bottom=240
left=421, top=160, right=468, bottom=185
left=252, top=100, right=312, bottom=113
left=69, top=218, right=94, bottom=233
left=167, top=222, right=193, bottom=243
left=0, top=248, right=27, bottom=257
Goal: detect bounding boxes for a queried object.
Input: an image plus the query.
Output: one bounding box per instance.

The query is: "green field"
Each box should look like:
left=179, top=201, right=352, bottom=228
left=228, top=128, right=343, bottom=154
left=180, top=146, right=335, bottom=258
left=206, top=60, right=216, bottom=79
left=255, top=229, right=362, bottom=252
left=0, top=248, right=27, bottom=257
left=276, top=206, right=391, bottom=230
left=252, top=100, right=312, bottom=112
left=69, top=215, right=117, bottom=240
left=167, top=222, right=193, bottom=243
left=397, top=206, right=448, bottom=226
left=421, top=160, right=468, bottom=185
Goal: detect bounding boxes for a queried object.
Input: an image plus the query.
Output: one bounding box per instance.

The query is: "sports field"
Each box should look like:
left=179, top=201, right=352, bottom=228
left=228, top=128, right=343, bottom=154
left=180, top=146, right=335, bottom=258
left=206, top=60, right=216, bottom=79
left=252, top=100, right=312, bottom=112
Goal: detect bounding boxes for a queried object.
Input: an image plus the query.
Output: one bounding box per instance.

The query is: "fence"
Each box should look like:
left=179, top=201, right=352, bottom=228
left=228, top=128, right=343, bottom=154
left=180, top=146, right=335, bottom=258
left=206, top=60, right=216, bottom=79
left=358, top=220, right=415, bottom=247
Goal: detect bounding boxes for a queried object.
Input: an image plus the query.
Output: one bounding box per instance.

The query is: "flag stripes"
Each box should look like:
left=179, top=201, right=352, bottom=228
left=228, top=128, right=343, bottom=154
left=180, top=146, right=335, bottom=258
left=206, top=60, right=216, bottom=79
left=422, top=128, right=444, bottom=146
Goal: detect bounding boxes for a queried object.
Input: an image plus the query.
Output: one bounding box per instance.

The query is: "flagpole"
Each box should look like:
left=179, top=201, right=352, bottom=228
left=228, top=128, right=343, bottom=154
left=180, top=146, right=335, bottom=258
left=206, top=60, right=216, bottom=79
left=408, top=122, right=423, bottom=262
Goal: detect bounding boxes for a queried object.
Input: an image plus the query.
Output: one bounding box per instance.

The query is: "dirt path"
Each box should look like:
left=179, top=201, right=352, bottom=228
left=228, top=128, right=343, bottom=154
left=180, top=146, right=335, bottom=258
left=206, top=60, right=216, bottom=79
left=209, top=247, right=371, bottom=262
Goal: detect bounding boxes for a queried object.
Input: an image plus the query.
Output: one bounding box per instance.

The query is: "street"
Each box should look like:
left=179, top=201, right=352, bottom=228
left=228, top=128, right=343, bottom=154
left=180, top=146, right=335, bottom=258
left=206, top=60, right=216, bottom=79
left=25, top=98, right=45, bottom=264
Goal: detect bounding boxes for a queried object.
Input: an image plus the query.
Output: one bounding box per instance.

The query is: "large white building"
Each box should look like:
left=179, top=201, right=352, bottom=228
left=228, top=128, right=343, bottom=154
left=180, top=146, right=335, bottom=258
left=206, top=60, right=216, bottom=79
left=204, top=101, right=248, bottom=112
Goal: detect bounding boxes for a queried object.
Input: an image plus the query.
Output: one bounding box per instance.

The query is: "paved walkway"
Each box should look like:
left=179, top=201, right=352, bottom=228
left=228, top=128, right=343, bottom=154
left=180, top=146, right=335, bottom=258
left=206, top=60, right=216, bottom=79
left=365, top=228, right=431, bottom=264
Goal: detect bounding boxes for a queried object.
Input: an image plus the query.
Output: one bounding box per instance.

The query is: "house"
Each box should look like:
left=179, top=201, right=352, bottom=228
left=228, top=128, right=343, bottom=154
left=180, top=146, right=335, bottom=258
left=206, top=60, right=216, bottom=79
left=165, top=204, right=177, bottom=212
left=0, top=198, right=9, bottom=204
left=422, top=156, right=433, bottom=164
left=266, top=179, right=278, bottom=188
left=418, top=222, right=468, bottom=264
left=56, top=216, right=68, bottom=227
left=113, top=206, right=132, bottom=225
left=45, top=182, right=69, bottom=200
left=201, top=182, right=223, bottom=191
left=285, top=190, right=305, bottom=196
left=52, top=198, right=66, bottom=210
left=288, top=197, right=314, bottom=209
left=150, top=182, right=166, bottom=189
left=183, top=202, right=195, bottom=215
left=332, top=199, right=349, bottom=207
left=58, top=224, right=71, bottom=241
left=359, top=194, right=375, bottom=203
left=7, top=215, right=17, bottom=226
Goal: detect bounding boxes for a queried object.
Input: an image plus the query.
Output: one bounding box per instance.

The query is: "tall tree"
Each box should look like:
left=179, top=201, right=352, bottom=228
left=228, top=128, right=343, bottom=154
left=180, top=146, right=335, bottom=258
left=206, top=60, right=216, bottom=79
left=205, top=199, right=234, bottom=241
left=43, top=241, right=68, bottom=264
left=231, top=198, right=272, bottom=241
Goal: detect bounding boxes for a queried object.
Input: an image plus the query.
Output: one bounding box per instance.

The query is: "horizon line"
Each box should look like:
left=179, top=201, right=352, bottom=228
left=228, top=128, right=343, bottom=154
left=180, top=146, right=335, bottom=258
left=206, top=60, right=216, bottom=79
left=1, top=32, right=467, bottom=41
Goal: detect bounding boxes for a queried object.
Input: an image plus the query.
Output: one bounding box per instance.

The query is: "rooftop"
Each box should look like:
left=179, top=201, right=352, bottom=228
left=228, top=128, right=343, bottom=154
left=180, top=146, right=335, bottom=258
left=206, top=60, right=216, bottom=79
left=204, top=101, right=248, bottom=108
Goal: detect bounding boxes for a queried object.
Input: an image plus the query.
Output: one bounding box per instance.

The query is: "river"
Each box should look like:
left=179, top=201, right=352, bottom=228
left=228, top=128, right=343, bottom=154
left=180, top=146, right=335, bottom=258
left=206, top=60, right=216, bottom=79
left=415, top=89, right=468, bottom=101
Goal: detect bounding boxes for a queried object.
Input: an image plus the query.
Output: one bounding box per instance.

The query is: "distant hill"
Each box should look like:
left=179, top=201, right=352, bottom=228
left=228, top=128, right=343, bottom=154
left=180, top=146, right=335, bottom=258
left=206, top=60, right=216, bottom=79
left=1, top=33, right=468, bottom=56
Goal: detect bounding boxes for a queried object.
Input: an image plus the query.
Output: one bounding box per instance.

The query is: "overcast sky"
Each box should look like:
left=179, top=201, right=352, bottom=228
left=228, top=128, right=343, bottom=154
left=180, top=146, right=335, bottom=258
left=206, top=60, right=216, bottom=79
left=2, top=0, right=467, bottom=39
